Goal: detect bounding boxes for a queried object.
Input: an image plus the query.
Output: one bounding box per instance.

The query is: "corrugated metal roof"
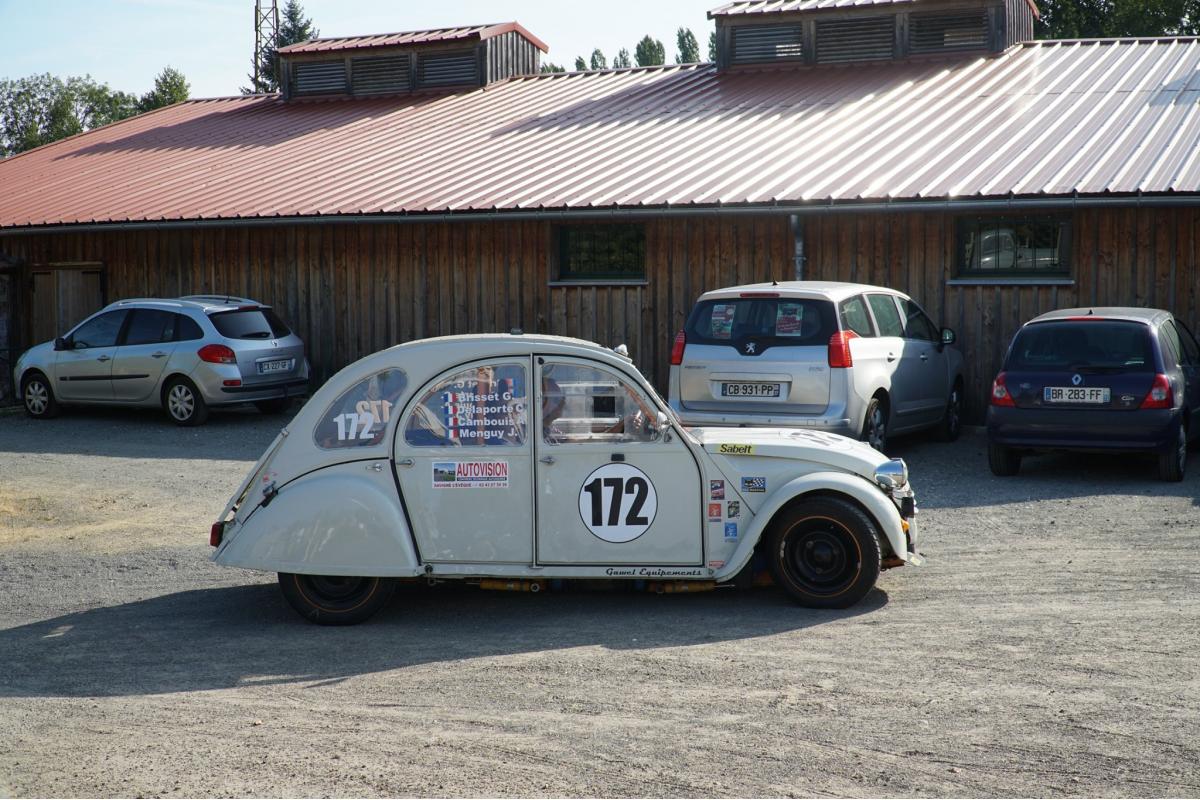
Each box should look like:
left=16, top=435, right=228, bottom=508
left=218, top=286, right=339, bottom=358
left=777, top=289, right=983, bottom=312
left=709, top=0, right=914, bottom=17
left=5, top=38, right=1200, bottom=230
left=277, top=22, right=549, bottom=55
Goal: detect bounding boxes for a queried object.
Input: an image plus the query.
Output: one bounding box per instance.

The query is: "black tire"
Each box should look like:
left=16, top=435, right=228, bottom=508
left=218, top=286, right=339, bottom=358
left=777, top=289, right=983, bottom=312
left=278, top=573, right=396, bottom=625
left=988, top=442, right=1021, bottom=476
left=21, top=371, right=60, bottom=419
left=767, top=496, right=882, bottom=609
left=936, top=383, right=963, bottom=442
left=860, top=396, right=888, bottom=452
left=254, top=398, right=291, bottom=415
left=163, top=377, right=209, bottom=426
left=1158, top=423, right=1187, bottom=483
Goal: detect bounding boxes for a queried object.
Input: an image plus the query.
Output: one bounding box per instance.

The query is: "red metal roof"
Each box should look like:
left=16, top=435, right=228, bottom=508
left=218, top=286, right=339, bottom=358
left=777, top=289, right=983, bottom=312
left=709, top=0, right=914, bottom=17
left=277, top=23, right=549, bottom=55
left=4, top=38, right=1200, bottom=230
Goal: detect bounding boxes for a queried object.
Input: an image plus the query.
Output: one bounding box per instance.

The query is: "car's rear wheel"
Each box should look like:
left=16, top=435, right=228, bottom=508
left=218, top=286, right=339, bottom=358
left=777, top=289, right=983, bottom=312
left=254, top=398, right=291, bottom=415
left=21, top=372, right=60, bottom=419
left=278, top=573, right=396, bottom=625
left=936, top=383, right=963, bottom=442
left=767, top=497, right=882, bottom=609
left=1158, top=423, right=1187, bottom=482
left=163, top=377, right=209, bottom=426
left=860, top=397, right=887, bottom=452
left=988, top=442, right=1021, bottom=476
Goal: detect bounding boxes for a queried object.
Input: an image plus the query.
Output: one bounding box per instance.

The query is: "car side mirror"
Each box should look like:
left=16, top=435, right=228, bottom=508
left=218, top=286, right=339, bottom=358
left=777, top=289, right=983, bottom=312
left=940, top=327, right=956, bottom=348
left=656, top=410, right=672, bottom=438
left=53, top=337, right=67, bottom=351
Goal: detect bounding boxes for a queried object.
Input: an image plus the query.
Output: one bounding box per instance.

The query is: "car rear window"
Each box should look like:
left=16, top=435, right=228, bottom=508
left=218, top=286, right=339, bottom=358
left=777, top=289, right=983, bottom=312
left=1007, top=321, right=1154, bottom=372
left=685, top=298, right=835, bottom=347
left=209, top=308, right=291, bottom=340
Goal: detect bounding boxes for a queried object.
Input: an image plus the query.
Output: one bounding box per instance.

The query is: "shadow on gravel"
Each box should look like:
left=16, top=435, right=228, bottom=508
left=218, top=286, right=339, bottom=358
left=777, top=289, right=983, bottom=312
left=0, top=582, right=887, bottom=698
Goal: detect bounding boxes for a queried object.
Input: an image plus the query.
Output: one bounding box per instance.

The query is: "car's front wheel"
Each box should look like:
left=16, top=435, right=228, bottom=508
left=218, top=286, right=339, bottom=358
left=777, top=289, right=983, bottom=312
left=278, top=573, right=397, bottom=625
left=1158, top=423, right=1187, bottom=482
left=21, top=372, right=60, bottom=419
left=163, top=377, right=209, bottom=426
left=767, top=496, right=882, bottom=609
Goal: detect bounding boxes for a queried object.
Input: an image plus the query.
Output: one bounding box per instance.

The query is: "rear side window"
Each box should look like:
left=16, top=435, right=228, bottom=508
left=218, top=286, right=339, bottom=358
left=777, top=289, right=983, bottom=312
left=685, top=298, right=835, bottom=347
left=210, top=308, right=291, bottom=340
left=314, top=369, right=409, bottom=449
left=1007, top=322, right=1153, bottom=372
left=123, top=309, right=175, bottom=346
left=866, top=295, right=904, bottom=337
left=1174, top=321, right=1200, bottom=365
left=175, top=314, right=204, bottom=341
left=839, top=296, right=875, bottom=337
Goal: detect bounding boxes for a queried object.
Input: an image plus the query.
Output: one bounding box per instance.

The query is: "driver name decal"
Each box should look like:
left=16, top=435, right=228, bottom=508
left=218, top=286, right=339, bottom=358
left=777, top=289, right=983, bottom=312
left=433, top=460, right=509, bottom=489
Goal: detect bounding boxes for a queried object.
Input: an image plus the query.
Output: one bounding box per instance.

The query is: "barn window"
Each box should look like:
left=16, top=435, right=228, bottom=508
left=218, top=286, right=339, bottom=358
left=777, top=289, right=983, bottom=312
left=554, top=224, right=646, bottom=283
left=957, top=216, right=1070, bottom=277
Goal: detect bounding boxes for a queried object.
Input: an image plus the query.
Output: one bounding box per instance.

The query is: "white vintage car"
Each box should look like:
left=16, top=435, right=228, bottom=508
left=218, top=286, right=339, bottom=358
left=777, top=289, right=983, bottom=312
left=211, top=334, right=922, bottom=624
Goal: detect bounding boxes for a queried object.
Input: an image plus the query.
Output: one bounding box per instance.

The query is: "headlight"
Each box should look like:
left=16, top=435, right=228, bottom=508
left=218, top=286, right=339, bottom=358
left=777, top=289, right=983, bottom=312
left=874, top=458, right=908, bottom=491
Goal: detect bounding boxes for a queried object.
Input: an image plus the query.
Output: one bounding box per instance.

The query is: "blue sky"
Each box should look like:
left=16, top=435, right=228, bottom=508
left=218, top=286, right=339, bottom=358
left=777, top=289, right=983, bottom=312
left=0, top=0, right=719, bottom=98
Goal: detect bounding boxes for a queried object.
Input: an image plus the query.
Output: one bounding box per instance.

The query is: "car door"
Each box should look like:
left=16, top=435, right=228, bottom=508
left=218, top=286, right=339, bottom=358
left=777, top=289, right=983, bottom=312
left=1170, top=320, right=1200, bottom=421
left=395, top=359, right=534, bottom=564
left=535, top=356, right=703, bottom=566
left=864, top=294, right=916, bottom=418
left=896, top=297, right=950, bottom=426
left=111, top=308, right=178, bottom=401
left=55, top=309, right=128, bottom=402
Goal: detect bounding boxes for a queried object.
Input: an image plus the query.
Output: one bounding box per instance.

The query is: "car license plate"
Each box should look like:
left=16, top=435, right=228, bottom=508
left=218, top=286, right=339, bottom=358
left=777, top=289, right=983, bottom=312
left=258, top=358, right=293, bottom=375
left=721, top=382, right=782, bottom=398
left=1044, top=386, right=1110, bottom=404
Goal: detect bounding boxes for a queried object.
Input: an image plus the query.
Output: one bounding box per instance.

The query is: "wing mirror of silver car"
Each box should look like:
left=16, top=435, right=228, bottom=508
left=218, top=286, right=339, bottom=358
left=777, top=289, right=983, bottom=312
left=53, top=337, right=67, bottom=351
left=940, top=327, right=956, bottom=348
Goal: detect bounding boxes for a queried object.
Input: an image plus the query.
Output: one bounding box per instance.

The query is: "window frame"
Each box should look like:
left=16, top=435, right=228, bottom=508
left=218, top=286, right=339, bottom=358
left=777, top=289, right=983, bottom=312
left=551, top=223, right=648, bottom=285
left=955, top=215, right=1072, bottom=279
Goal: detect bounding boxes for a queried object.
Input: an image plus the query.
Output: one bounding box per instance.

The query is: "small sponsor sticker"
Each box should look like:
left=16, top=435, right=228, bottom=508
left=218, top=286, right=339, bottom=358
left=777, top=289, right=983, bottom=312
left=433, top=460, right=509, bottom=489
left=741, top=476, right=766, bottom=493
left=718, top=443, right=755, bottom=456
left=710, top=480, right=725, bottom=500
left=708, top=560, right=726, bottom=569
left=727, top=500, right=740, bottom=519
left=707, top=502, right=722, bottom=521
left=724, top=522, right=738, bottom=540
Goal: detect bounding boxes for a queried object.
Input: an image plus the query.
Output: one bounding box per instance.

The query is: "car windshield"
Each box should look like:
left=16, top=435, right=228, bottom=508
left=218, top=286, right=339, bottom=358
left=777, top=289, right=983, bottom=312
left=1007, top=321, right=1154, bottom=372
left=686, top=297, right=836, bottom=347
left=209, top=308, right=291, bottom=340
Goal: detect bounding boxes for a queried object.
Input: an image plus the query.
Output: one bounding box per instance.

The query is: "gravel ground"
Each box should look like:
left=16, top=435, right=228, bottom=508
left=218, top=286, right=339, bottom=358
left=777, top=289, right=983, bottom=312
left=1, top=404, right=1198, bottom=797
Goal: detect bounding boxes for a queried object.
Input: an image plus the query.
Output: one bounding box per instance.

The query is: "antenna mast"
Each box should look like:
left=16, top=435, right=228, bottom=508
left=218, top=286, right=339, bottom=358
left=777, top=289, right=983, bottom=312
left=253, top=0, right=281, bottom=91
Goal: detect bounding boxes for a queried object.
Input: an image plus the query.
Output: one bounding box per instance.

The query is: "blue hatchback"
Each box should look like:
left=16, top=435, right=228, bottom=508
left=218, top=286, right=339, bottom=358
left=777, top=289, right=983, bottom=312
left=987, top=307, right=1200, bottom=482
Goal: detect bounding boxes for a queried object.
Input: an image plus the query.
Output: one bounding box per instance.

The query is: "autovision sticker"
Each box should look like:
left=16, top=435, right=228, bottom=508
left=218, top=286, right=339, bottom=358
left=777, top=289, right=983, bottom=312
left=741, top=476, right=766, bottom=493
left=432, top=461, right=509, bottom=488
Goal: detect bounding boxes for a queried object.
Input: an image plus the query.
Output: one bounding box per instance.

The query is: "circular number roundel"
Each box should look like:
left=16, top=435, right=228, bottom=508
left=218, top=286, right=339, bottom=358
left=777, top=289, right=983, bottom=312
left=577, top=463, right=658, bottom=543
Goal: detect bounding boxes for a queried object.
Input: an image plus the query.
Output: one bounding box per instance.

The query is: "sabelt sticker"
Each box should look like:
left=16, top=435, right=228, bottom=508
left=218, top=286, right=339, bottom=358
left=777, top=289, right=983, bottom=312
left=724, top=522, right=738, bottom=540
left=710, top=480, right=725, bottom=500
left=718, top=443, right=755, bottom=456
left=433, top=461, right=509, bottom=488
left=707, top=502, right=722, bottom=521
left=578, top=463, right=658, bottom=543
left=727, top=500, right=740, bottom=519
left=741, top=476, right=766, bottom=493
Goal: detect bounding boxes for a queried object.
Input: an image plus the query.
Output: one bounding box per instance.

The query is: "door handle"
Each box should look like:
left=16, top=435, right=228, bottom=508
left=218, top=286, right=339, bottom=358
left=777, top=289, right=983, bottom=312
left=539, top=456, right=556, bottom=464
left=151, top=352, right=168, bottom=358
left=920, top=353, right=929, bottom=361
left=395, top=458, right=414, bottom=467
left=886, top=353, right=897, bottom=362
left=96, top=355, right=111, bottom=362
left=366, top=462, right=384, bottom=472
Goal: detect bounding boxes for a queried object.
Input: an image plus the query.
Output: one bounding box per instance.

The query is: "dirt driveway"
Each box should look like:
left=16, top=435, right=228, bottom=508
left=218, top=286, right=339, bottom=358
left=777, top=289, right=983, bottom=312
left=1, top=406, right=1198, bottom=797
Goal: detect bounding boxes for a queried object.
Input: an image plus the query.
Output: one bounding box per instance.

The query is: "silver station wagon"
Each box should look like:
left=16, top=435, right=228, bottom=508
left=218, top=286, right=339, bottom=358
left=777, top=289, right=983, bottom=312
left=211, top=334, right=922, bottom=625
left=14, top=295, right=309, bottom=425
left=669, top=281, right=964, bottom=451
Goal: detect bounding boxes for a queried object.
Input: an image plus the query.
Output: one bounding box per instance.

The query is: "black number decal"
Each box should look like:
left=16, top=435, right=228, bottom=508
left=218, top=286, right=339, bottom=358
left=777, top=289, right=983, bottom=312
left=583, top=478, right=604, bottom=526
left=602, top=477, right=623, bottom=525
left=624, top=477, right=649, bottom=525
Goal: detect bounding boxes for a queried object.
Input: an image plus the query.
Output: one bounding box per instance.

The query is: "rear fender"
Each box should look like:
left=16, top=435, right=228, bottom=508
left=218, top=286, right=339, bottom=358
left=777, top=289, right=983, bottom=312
left=213, top=462, right=421, bottom=577
left=713, top=471, right=906, bottom=582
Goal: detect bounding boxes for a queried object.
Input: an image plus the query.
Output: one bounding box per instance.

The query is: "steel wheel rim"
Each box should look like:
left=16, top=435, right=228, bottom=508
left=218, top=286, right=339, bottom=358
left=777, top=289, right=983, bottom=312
left=25, top=381, right=48, bottom=414
left=784, top=519, right=859, bottom=596
left=868, top=407, right=886, bottom=450
left=168, top=385, right=194, bottom=420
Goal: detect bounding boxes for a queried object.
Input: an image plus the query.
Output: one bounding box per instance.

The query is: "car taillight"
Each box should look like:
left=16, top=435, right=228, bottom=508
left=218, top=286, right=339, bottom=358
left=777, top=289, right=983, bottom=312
left=991, top=372, right=1015, bottom=407
left=1140, top=374, right=1173, bottom=409
left=210, top=521, right=225, bottom=547
left=198, top=344, right=237, bottom=364
left=828, top=330, right=857, bottom=368
left=670, top=330, right=687, bottom=366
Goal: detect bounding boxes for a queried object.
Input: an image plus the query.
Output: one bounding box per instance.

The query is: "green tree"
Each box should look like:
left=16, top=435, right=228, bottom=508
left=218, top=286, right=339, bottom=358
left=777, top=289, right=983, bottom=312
left=613, top=48, right=632, bottom=68
left=139, top=66, right=190, bottom=112
left=675, top=28, right=700, bottom=63
left=243, top=0, right=319, bottom=93
left=540, top=62, right=566, bottom=73
left=709, top=30, right=718, bottom=61
left=634, top=35, right=666, bottom=66
left=589, top=48, right=607, bottom=70
left=574, top=55, right=588, bottom=70
left=1035, top=0, right=1200, bottom=37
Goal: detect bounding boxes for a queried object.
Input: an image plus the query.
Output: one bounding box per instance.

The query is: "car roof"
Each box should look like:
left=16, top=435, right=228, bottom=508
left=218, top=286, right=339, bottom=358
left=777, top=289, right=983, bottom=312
left=105, top=295, right=267, bottom=313
left=697, top=281, right=905, bottom=303
left=1027, top=307, right=1172, bottom=326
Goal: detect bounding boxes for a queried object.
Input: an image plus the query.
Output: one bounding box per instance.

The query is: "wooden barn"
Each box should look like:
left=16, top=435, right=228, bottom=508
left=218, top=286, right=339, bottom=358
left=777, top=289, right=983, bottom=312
left=3, top=2, right=1199, bottom=422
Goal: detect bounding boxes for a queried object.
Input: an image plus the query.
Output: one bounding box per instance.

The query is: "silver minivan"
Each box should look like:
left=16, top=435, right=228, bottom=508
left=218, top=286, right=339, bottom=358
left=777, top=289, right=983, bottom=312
left=15, top=295, right=309, bottom=426
left=668, top=281, right=964, bottom=451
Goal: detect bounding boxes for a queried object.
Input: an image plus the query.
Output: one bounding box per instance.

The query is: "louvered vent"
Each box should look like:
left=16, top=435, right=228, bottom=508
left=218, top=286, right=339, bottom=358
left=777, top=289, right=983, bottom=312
left=293, top=61, right=346, bottom=95
left=815, top=17, right=895, bottom=64
left=418, top=52, right=478, bottom=88
left=731, top=24, right=804, bottom=65
left=909, top=12, right=989, bottom=55
left=351, top=55, right=410, bottom=95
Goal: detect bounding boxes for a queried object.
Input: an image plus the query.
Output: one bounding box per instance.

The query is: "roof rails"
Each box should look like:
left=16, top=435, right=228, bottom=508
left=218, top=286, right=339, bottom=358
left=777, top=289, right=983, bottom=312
left=178, top=294, right=259, bottom=306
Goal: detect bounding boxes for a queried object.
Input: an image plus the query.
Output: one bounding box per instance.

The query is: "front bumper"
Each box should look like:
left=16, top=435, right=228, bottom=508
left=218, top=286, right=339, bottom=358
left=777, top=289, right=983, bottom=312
left=672, top=402, right=857, bottom=437
left=987, top=406, right=1180, bottom=453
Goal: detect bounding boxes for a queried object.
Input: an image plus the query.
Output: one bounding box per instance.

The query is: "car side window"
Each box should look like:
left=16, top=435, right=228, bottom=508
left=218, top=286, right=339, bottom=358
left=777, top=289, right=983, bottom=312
left=69, top=310, right=128, bottom=349
left=1173, top=321, right=1200, bottom=365
left=839, top=295, right=875, bottom=337
left=404, top=363, right=528, bottom=447
left=175, top=314, right=204, bottom=341
left=897, top=298, right=939, bottom=342
left=866, top=295, right=904, bottom=338
left=541, top=362, right=659, bottom=445
left=315, top=369, right=409, bottom=449
left=1160, top=322, right=1184, bottom=366
left=123, top=309, right=176, bottom=346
